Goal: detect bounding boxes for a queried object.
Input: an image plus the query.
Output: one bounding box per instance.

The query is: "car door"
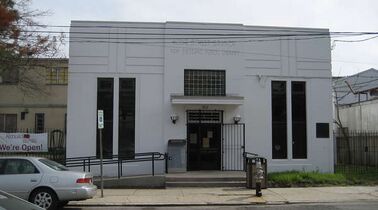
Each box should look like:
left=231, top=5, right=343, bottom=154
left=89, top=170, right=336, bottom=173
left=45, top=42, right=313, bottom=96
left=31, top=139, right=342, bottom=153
left=0, top=159, right=43, bottom=200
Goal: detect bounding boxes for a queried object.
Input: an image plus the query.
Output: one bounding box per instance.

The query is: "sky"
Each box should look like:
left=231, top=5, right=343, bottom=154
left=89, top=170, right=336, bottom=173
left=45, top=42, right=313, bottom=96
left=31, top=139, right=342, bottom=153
left=29, top=0, right=378, bottom=76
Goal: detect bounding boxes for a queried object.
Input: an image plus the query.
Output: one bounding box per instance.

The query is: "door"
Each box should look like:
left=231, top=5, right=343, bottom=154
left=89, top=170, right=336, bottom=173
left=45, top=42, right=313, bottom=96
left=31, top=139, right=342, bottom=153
left=222, top=123, right=245, bottom=171
left=187, top=123, right=221, bottom=170
left=0, top=159, right=42, bottom=200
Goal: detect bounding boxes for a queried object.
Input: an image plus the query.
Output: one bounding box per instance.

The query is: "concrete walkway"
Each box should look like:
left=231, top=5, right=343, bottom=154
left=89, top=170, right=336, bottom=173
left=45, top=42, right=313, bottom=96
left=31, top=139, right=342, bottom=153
left=69, top=186, right=378, bottom=206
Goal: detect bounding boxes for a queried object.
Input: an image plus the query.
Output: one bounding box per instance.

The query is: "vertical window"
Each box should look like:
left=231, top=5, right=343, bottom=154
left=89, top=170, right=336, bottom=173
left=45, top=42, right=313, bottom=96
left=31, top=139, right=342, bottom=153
left=97, top=78, right=114, bottom=158
left=118, top=78, right=136, bottom=159
left=184, top=70, right=225, bottom=96
left=0, top=114, right=17, bottom=132
left=271, top=81, right=287, bottom=159
left=292, top=82, right=307, bottom=159
left=35, top=113, right=45, bottom=133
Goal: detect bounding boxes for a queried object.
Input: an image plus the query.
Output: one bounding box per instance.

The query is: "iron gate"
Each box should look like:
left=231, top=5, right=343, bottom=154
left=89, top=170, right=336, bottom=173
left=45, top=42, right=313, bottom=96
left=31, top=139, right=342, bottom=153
left=222, top=123, right=245, bottom=171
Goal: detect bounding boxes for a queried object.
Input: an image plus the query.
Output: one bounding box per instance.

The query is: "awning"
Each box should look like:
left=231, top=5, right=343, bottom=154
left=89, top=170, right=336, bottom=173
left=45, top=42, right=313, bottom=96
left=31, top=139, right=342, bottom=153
left=171, top=94, right=244, bottom=105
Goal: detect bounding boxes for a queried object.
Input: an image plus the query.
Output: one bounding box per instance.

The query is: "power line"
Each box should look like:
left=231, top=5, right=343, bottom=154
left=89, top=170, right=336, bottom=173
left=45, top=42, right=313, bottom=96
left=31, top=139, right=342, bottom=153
left=334, top=35, right=378, bottom=43
left=19, top=29, right=378, bottom=37
left=16, top=23, right=378, bottom=35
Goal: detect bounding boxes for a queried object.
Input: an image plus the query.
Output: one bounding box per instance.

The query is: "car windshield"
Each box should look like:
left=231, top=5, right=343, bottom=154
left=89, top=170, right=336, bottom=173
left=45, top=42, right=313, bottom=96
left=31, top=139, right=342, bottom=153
left=39, top=159, right=69, bottom=171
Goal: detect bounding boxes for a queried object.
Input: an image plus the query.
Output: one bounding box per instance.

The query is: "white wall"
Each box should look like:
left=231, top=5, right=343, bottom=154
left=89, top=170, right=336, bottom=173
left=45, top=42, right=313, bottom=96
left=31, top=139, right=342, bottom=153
left=339, top=99, right=378, bottom=131
left=68, top=21, right=333, bottom=176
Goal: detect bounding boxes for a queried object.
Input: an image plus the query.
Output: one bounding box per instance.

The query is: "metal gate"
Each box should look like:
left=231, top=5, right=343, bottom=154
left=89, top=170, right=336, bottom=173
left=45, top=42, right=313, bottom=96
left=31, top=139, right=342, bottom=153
left=222, top=123, right=245, bottom=171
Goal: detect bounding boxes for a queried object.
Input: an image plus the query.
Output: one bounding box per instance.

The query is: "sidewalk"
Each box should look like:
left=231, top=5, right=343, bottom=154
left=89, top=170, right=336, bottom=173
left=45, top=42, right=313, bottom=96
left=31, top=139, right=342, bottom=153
left=69, top=186, right=378, bottom=206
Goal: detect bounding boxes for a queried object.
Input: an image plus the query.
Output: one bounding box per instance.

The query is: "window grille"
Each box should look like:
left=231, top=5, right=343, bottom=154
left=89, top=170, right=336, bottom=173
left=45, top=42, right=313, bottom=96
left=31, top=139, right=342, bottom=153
left=46, top=67, right=68, bottom=85
left=187, top=110, right=222, bottom=124
left=184, top=69, right=225, bottom=96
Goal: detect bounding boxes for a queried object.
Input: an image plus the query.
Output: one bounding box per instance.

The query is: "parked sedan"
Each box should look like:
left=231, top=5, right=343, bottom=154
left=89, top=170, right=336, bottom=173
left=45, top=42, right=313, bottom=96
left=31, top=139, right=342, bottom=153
left=0, top=189, right=43, bottom=210
left=0, top=157, right=97, bottom=210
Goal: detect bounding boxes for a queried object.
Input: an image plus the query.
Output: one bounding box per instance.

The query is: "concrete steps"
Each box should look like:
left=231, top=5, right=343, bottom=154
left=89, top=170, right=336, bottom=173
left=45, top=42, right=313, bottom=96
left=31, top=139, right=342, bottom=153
left=166, top=173, right=246, bottom=187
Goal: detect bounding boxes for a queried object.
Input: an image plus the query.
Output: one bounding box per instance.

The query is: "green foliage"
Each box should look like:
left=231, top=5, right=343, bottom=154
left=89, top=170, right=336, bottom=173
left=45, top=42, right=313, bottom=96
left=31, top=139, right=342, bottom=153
left=268, top=171, right=348, bottom=187
left=335, top=165, right=378, bottom=185
left=268, top=169, right=378, bottom=187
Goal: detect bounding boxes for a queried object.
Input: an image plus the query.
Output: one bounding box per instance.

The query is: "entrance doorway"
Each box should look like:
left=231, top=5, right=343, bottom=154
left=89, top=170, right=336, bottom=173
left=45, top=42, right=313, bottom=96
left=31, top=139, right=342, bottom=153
left=187, top=110, right=222, bottom=170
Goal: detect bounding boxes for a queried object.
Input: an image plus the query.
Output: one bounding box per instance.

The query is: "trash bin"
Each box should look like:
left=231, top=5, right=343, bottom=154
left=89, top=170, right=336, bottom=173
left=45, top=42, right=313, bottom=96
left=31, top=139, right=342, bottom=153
left=246, top=156, right=267, bottom=189
left=167, top=139, right=187, bottom=173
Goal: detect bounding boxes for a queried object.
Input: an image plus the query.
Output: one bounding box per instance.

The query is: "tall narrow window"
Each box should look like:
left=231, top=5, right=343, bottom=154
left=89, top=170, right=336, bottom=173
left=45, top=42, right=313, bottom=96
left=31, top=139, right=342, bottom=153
left=271, top=81, right=287, bottom=159
left=35, top=113, right=45, bottom=133
left=292, top=82, right=307, bottom=159
left=119, top=78, right=135, bottom=159
left=97, top=78, right=114, bottom=158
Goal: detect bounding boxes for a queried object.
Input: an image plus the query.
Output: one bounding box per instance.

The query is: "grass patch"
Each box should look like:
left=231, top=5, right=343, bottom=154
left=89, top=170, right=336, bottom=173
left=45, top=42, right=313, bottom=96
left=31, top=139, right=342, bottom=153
left=335, top=165, right=378, bottom=185
left=268, top=168, right=378, bottom=187
left=268, top=171, right=347, bottom=187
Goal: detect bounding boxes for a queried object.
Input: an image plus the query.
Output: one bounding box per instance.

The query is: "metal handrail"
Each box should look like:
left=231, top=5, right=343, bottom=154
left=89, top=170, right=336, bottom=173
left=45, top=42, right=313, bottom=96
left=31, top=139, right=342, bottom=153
left=64, top=152, right=167, bottom=178
left=243, top=152, right=258, bottom=158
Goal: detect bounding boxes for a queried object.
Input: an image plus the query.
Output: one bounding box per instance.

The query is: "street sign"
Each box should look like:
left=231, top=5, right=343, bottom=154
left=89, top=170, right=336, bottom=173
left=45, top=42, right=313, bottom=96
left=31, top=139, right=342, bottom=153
left=98, top=110, right=104, bottom=129
left=97, top=109, right=104, bottom=197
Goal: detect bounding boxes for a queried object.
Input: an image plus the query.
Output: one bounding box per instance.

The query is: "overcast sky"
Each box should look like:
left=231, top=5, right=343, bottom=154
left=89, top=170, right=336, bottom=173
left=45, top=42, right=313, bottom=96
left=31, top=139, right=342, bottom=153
left=30, top=0, right=378, bottom=76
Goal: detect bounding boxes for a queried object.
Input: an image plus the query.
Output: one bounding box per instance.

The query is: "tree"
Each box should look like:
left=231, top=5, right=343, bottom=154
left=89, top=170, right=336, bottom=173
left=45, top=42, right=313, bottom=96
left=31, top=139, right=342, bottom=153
left=333, top=85, right=352, bottom=165
left=0, top=0, right=64, bottom=93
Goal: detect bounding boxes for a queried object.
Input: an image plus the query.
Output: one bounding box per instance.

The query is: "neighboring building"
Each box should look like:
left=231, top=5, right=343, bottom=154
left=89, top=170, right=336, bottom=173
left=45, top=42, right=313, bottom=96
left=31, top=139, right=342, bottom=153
left=337, top=98, right=378, bottom=131
left=333, top=68, right=378, bottom=105
left=68, top=21, right=334, bottom=176
left=333, top=69, right=378, bottom=131
left=0, top=58, right=68, bottom=133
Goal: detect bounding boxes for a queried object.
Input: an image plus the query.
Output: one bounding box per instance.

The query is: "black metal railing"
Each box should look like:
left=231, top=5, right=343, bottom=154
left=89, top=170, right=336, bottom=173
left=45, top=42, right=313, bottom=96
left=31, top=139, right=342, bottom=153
left=335, top=130, right=378, bottom=176
left=65, top=152, right=168, bottom=178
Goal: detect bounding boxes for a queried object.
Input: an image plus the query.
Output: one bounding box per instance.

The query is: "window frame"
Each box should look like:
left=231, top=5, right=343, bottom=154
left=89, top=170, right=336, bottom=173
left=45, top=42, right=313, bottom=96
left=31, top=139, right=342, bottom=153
left=35, top=113, right=45, bottom=133
left=291, top=81, right=308, bottom=159
left=184, top=69, right=226, bottom=96
left=1, top=159, right=40, bottom=175
left=271, top=80, right=288, bottom=159
left=0, top=114, right=17, bottom=132
left=46, top=67, right=68, bottom=85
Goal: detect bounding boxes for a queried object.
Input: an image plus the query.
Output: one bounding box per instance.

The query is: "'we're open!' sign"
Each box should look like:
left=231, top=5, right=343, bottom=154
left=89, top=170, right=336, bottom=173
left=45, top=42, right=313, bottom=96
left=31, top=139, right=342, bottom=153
left=0, top=133, right=48, bottom=152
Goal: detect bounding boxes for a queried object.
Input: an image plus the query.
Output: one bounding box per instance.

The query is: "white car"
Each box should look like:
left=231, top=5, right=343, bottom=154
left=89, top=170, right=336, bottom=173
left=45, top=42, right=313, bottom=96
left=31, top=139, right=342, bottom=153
left=0, top=157, right=97, bottom=210
left=0, top=189, right=44, bottom=210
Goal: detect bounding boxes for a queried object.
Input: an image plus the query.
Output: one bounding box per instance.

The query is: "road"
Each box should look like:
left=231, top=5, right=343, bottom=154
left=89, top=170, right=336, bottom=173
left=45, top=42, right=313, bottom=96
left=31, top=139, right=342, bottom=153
left=63, top=201, right=378, bottom=210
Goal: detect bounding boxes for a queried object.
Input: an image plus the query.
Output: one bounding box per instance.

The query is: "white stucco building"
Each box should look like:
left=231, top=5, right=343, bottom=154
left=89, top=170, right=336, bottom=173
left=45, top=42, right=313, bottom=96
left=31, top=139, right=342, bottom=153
left=67, top=21, right=334, bottom=176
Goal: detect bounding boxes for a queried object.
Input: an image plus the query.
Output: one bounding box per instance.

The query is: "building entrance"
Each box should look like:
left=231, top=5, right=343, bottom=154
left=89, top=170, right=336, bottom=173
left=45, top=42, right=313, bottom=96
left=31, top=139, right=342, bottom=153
left=187, top=110, right=222, bottom=170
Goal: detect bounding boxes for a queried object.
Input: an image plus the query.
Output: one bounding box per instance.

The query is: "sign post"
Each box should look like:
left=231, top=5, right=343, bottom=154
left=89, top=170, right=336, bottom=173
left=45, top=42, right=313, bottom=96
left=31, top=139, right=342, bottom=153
left=97, top=110, right=104, bottom=198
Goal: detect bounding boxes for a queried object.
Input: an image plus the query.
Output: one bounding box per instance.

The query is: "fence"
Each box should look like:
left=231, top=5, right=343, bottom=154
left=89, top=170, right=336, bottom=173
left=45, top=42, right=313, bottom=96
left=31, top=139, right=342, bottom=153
left=0, top=128, right=66, bottom=164
left=335, top=130, right=378, bottom=175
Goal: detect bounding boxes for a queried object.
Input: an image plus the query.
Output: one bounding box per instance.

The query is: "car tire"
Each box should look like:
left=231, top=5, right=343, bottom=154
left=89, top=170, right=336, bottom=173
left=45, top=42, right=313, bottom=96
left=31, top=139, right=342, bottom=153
left=30, top=188, right=58, bottom=210
left=58, top=200, right=69, bottom=207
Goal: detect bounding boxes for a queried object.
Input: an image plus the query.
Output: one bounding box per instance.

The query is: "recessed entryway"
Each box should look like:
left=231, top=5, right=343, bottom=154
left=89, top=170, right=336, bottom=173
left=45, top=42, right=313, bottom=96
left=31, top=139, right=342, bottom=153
left=187, top=110, right=222, bottom=170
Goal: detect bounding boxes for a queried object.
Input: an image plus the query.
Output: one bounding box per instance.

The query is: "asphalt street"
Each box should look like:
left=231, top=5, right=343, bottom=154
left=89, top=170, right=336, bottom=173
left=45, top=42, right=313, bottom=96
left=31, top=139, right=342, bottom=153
left=63, top=201, right=378, bottom=210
